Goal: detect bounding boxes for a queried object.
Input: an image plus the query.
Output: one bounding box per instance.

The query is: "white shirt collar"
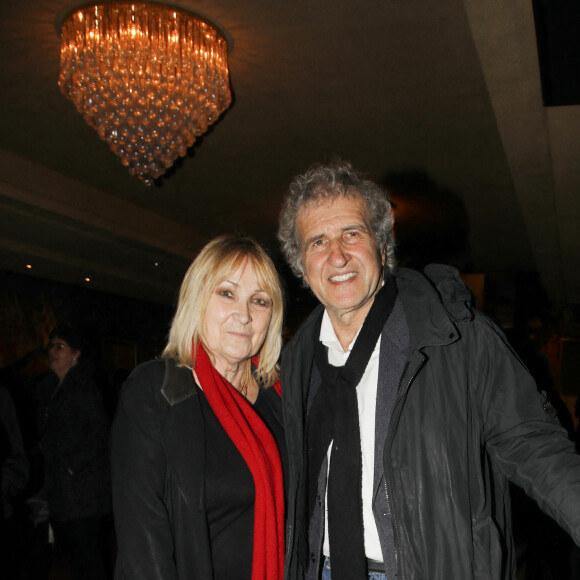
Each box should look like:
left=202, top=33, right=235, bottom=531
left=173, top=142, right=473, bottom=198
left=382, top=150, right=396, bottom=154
left=319, top=309, right=360, bottom=355
left=319, top=282, right=385, bottom=357
left=320, top=309, right=383, bottom=369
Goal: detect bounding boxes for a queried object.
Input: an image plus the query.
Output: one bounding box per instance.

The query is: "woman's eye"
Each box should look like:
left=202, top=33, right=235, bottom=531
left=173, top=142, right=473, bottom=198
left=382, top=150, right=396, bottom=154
left=253, top=297, right=270, bottom=307
left=218, top=289, right=234, bottom=298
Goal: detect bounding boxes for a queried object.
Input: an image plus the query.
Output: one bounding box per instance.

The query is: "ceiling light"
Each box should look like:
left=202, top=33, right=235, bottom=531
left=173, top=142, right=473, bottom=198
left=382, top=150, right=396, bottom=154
left=58, top=2, right=232, bottom=185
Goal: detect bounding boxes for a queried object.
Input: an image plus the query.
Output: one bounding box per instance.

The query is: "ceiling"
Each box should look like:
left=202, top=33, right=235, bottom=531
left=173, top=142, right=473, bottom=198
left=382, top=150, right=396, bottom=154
left=0, top=0, right=579, bottom=308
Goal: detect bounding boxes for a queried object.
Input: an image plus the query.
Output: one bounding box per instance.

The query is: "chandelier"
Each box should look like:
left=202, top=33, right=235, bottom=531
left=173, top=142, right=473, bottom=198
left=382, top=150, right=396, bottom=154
left=58, top=2, right=232, bottom=185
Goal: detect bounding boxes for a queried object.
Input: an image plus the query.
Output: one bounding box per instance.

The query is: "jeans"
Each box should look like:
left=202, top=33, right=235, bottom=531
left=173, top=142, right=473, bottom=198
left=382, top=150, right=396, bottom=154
left=321, top=556, right=387, bottom=580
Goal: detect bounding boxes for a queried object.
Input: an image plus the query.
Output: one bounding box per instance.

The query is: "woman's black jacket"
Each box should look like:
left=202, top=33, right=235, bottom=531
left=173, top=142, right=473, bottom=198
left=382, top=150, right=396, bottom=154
left=111, top=358, right=283, bottom=580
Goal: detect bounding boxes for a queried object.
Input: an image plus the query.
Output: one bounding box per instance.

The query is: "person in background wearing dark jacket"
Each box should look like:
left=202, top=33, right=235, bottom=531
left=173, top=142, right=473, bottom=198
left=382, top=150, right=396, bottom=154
left=111, top=235, right=286, bottom=580
left=37, top=327, right=111, bottom=580
left=0, top=384, right=29, bottom=578
left=277, top=160, right=580, bottom=580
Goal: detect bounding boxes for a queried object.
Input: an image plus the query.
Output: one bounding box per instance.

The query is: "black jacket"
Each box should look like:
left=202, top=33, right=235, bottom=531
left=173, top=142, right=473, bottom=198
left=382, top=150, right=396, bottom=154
left=0, top=385, right=29, bottom=519
left=282, top=265, right=580, bottom=580
left=111, top=358, right=284, bottom=580
left=37, top=361, right=110, bottom=521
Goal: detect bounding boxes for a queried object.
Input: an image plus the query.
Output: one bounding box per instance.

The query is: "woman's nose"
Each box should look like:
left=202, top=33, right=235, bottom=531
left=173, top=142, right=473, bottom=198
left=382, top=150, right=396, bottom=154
left=236, top=302, right=251, bottom=324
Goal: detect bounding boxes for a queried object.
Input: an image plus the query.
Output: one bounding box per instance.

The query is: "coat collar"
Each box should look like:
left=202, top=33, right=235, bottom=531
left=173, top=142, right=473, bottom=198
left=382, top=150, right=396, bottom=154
left=395, top=265, right=473, bottom=350
left=161, top=358, right=198, bottom=406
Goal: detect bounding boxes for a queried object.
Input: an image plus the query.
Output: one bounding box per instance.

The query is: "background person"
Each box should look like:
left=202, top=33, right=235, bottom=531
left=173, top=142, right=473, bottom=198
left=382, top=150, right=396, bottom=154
left=37, top=326, right=111, bottom=580
left=111, top=234, right=286, bottom=580
left=0, top=383, right=29, bottom=579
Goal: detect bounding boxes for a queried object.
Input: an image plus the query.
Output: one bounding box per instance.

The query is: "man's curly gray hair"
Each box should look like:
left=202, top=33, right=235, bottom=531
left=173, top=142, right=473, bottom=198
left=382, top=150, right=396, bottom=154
left=277, top=159, right=396, bottom=280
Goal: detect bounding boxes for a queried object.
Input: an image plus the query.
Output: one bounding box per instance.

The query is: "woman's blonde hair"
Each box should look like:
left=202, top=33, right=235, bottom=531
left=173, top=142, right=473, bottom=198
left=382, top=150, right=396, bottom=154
left=163, top=234, right=283, bottom=389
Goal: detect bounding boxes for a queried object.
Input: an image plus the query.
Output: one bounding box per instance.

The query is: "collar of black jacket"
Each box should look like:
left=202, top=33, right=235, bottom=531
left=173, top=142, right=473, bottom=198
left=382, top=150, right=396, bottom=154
left=161, top=358, right=197, bottom=406
left=396, top=265, right=472, bottom=350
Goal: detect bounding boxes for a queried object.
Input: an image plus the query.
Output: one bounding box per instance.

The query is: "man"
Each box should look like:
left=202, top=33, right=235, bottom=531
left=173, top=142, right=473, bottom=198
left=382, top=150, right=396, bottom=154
left=277, top=160, right=580, bottom=580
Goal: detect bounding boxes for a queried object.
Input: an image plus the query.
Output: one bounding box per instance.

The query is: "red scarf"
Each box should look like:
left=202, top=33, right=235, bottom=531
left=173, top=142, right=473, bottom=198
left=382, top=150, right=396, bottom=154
left=193, top=343, right=284, bottom=580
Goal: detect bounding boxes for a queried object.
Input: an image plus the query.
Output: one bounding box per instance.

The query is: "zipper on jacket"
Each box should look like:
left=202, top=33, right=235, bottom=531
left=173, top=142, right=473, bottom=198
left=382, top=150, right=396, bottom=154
left=383, top=352, right=426, bottom=580
left=285, top=522, right=292, bottom=556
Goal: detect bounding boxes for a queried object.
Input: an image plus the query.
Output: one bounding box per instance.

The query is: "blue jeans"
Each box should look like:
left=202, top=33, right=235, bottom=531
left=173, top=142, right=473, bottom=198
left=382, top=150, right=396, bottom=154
left=321, top=556, right=387, bottom=580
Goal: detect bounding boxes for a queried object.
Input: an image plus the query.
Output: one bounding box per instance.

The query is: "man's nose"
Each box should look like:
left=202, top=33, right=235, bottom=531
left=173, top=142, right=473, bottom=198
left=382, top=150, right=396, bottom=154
left=327, top=239, right=348, bottom=268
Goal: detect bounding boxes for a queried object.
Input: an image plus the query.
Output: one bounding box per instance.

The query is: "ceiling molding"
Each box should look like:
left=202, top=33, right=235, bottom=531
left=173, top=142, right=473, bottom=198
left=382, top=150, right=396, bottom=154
left=0, top=148, right=205, bottom=259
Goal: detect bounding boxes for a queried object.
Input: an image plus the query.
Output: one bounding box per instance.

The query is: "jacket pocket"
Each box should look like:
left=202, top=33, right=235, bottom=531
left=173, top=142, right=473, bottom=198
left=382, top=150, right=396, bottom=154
left=472, top=517, right=503, bottom=580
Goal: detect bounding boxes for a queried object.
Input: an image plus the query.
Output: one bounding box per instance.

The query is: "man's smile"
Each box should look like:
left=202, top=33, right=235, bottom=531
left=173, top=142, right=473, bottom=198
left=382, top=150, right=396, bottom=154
left=329, top=272, right=357, bottom=283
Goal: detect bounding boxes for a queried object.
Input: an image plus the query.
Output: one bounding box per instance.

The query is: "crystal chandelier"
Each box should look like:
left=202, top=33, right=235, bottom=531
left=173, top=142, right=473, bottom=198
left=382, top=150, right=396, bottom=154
left=58, top=2, right=232, bottom=185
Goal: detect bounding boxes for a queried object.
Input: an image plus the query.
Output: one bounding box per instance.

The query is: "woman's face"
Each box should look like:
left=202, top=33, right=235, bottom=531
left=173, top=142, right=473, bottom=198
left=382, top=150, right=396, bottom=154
left=202, top=260, right=273, bottom=376
left=48, top=337, right=80, bottom=380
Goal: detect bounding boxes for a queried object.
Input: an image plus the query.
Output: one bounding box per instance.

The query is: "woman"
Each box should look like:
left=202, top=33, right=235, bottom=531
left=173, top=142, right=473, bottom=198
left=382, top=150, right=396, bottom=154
left=111, top=235, right=286, bottom=580
left=37, top=327, right=111, bottom=580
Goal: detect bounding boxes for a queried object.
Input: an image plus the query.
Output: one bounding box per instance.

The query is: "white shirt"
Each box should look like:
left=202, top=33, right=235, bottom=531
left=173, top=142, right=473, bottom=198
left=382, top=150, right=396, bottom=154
left=319, top=309, right=383, bottom=562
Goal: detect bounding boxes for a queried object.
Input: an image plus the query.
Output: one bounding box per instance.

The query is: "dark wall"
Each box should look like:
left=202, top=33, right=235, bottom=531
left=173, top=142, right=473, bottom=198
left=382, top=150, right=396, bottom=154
left=533, top=0, right=580, bottom=106
left=0, top=269, right=173, bottom=376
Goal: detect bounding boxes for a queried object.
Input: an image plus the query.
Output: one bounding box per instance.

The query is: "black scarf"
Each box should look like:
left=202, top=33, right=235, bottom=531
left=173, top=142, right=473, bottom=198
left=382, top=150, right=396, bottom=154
left=306, top=277, right=397, bottom=579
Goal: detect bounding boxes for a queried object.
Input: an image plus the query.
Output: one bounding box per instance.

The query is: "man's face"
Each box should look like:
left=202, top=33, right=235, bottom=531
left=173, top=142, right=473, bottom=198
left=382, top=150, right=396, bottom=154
left=296, top=195, right=384, bottom=325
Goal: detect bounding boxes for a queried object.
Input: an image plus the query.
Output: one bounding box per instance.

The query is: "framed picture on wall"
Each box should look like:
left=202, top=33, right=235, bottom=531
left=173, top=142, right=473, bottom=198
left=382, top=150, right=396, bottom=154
left=102, top=338, right=137, bottom=375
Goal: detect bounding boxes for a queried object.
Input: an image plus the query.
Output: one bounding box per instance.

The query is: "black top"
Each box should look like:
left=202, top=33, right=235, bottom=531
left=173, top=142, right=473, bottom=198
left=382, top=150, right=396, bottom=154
left=198, top=386, right=286, bottom=580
